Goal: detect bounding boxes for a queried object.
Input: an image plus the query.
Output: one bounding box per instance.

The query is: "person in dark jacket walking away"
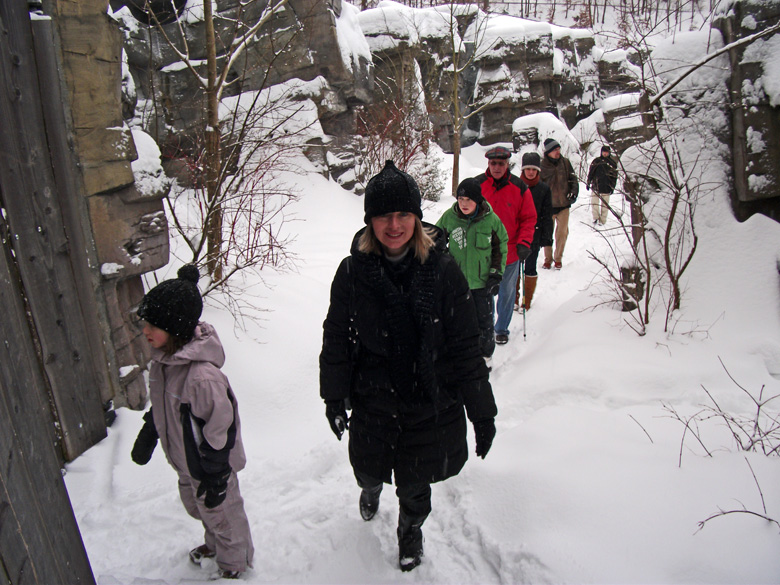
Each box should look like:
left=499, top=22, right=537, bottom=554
left=436, top=177, right=508, bottom=368
left=477, top=146, right=537, bottom=344
left=540, top=138, right=579, bottom=270
left=586, top=145, right=618, bottom=226
left=515, top=151, right=553, bottom=311
left=131, top=265, right=253, bottom=580
left=320, top=161, right=498, bottom=573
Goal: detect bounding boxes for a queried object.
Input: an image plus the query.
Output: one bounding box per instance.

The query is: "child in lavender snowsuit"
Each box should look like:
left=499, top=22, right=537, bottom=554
left=131, top=265, right=253, bottom=580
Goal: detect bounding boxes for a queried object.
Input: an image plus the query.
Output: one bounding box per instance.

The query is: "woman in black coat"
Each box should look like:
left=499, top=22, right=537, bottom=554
left=319, top=161, right=498, bottom=572
left=516, top=151, right=554, bottom=310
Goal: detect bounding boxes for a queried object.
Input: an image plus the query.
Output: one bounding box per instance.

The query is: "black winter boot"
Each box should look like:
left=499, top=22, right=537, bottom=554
left=397, top=514, right=424, bottom=571
left=359, top=484, right=382, bottom=521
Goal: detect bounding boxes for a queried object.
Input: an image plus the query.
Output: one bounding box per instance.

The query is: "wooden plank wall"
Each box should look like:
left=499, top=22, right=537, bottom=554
left=0, top=4, right=106, bottom=460
left=0, top=2, right=105, bottom=583
left=0, top=223, right=96, bottom=584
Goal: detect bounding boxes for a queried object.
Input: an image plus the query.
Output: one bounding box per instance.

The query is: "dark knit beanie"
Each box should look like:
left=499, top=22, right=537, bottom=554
left=485, top=145, right=511, bottom=160
left=521, top=152, right=541, bottom=171
left=601, top=144, right=611, bottom=153
left=137, top=264, right=203, bottom=342
left=543, top=138, right=561, bottom=155
left=363, top=160, right=422, bottom=224
left=456, top=177, right=484, bottom=206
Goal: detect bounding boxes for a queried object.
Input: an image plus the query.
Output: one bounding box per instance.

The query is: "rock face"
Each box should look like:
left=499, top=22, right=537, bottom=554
left=50, top=0, right=170, bottom=409
left=115, top=3, right=641, bottom=159
left=714, top=0, right=780, bottom=221
left=355, top=6, right=642, bottom=153
left=473, top=32, right=601, bottom=145
left=108, top=0, right=778, bottom=248
left=112, top=0, right=373, bottom=164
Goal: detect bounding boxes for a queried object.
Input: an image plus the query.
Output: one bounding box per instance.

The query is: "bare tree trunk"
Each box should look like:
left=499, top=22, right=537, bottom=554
left=451, top=69, right=461, bottom=198
left=204, top=0, right=223, bottom=281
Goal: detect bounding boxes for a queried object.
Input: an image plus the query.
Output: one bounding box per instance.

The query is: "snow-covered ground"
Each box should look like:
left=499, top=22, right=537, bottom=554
left=65, top=137, right=780, bottom=583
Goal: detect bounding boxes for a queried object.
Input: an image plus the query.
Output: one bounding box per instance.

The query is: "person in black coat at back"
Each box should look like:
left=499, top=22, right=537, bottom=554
left=586, top=145, right=618, bottom=226
left=319, top=160, right=498, bottom=573
left=515, top=151, right=553, bottom=311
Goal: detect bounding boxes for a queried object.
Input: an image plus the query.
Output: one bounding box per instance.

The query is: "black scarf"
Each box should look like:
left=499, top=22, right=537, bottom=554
left=352, top=248, right=438, bottom=404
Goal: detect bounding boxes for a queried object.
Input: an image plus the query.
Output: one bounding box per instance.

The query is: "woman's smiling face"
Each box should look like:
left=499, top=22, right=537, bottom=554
left=371, top=211, right=416, bottom=256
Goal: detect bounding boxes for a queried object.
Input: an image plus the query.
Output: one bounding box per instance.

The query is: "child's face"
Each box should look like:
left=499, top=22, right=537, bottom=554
left=457, top=196, right=478, bottom=215
left=142, top=322, right=170, bottom=349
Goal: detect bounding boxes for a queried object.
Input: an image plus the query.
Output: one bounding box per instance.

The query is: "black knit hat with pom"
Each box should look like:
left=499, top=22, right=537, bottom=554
left=363, top=160, right=422, bottom=224
left=137, top=264, right=203, bottom=342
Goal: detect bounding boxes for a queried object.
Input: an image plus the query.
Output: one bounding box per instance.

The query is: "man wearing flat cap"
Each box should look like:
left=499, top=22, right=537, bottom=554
left=476, top=145, right=537, bottom=345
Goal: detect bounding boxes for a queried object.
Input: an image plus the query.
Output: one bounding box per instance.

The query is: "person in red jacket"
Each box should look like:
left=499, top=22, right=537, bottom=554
left=476, top=146, right=537, bottom=344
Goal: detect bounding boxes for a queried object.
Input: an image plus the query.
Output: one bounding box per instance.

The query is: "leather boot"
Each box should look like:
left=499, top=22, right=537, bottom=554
left=523, top=275, right=538, bottom=310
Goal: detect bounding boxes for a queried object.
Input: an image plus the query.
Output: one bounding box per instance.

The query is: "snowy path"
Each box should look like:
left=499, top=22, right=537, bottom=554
left=65, top=164, right=780, bottom=584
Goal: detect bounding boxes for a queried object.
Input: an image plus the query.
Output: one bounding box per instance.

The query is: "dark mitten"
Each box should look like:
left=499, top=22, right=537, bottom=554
left=474, top=418, right=496, bottom=459
left=485, top=273, right=502, bottom=296
left=567, top=192, right=578, bottom=203
left=516, top=245, right=531, bottom=263
left=325, top=400, right=349, bottom=440
left=131, top=409, right=159, bottom=465
left=197, top=469, right=231, bottom=509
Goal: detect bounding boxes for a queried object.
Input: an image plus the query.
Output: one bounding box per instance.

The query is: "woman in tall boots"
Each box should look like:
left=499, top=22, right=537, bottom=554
left=516, top=151, right=553, bottom=310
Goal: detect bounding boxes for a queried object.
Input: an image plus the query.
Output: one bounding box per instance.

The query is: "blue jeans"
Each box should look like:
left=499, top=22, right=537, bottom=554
left=494, top=260, right=519, bottom=336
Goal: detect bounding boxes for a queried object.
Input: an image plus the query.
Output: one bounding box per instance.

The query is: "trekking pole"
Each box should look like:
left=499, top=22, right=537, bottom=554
left=520, top=262, right=526, bottom=341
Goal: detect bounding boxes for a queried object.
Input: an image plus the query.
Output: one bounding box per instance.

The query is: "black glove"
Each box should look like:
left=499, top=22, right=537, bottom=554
left=131, top=409, right=158, bottom=465
left=485, top=273, right=502, bottom=296
left=567, top=192, right=578, bottom=203
left=197, top=469, right=231, bottom=509
left=325, top=400, right=349, bottom=441
left=474, top=418, right=496, bottom=459
left=516, top=245, right=531, bottom=262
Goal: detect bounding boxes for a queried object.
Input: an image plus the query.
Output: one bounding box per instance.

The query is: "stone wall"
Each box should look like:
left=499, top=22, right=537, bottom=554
left=358, top=9, right=638, bottom=152
left=714, top=0, right=780, bottom=221
left=47, top=0, right=170, bottom=409
left=115, top=0, right=372, bottom=164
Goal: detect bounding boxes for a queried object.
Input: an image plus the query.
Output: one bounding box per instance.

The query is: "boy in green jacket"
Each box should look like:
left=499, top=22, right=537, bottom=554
left=436, top=177, right=508, bottom=365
